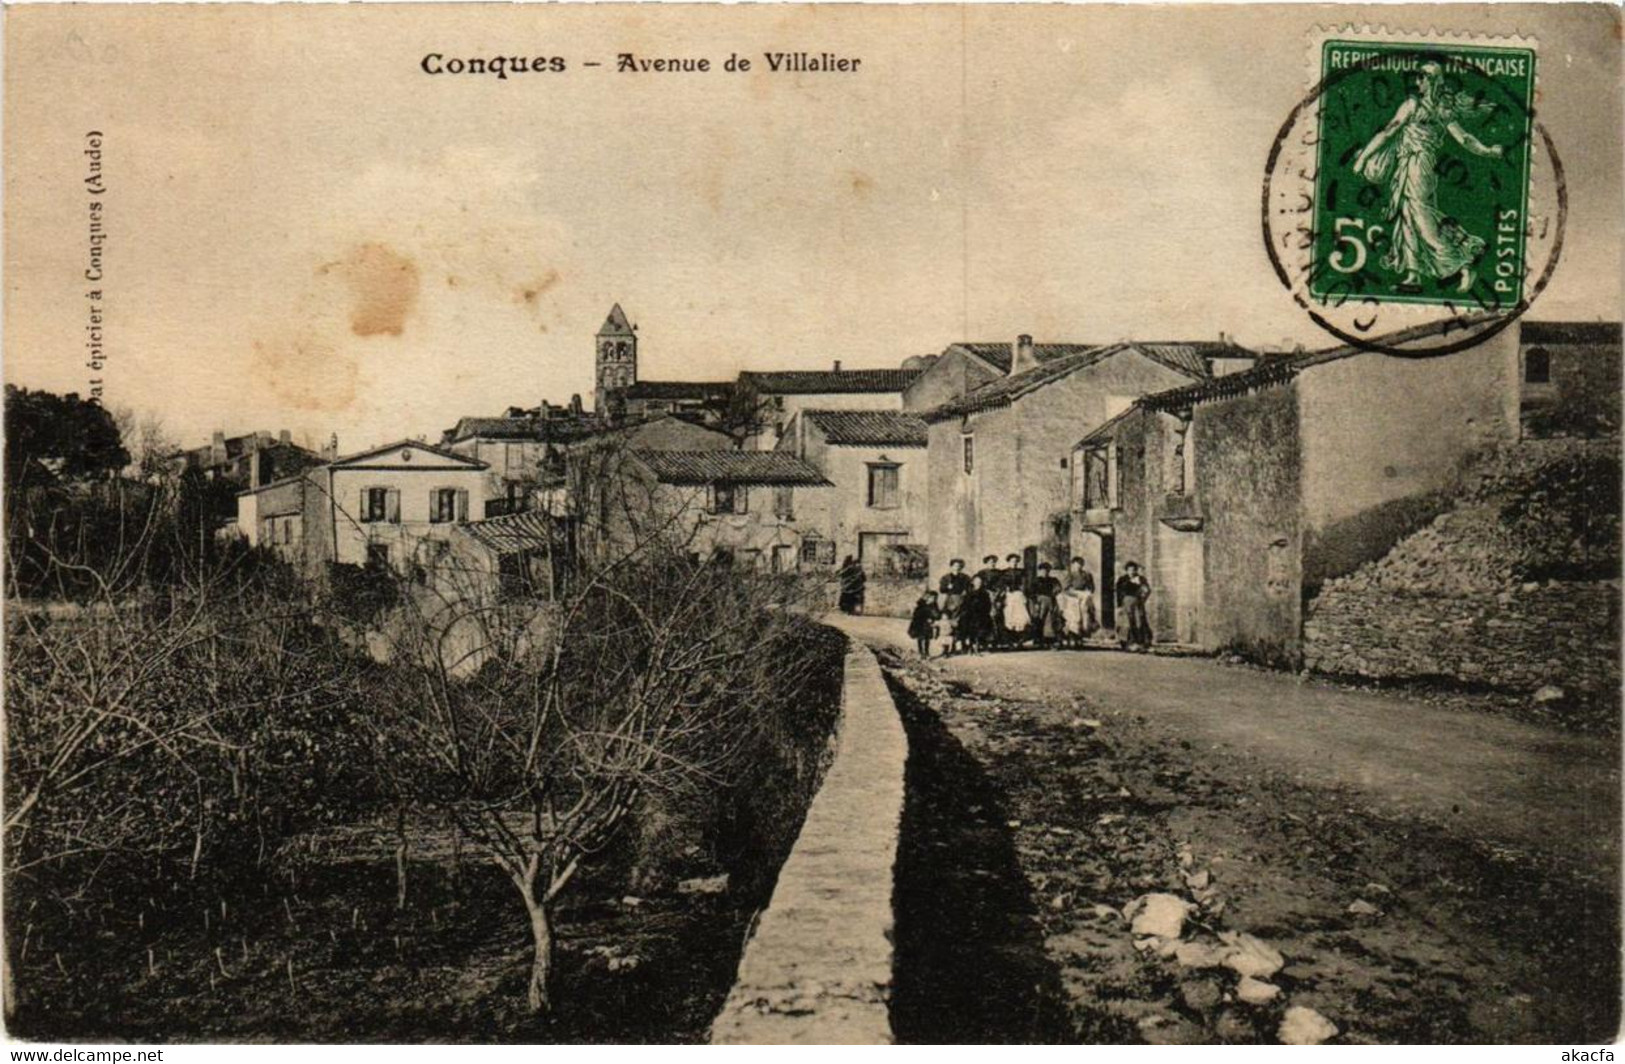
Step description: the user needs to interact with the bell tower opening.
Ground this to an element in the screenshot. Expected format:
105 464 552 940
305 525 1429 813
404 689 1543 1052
594 302 638 415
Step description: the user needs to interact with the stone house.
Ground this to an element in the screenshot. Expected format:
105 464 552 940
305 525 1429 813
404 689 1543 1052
776 408 930 573
1070 321 1520 662
736 365 921 451
1517 320 1622 439
236 439 489 585
923 337 1229 572
581 448 832 572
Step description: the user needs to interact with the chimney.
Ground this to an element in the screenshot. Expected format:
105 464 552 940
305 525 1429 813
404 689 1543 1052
210 431 227 467
833 360 842 373
1011 334 1038 375
569 393 583 416
323 433 339 461
279 428 292 447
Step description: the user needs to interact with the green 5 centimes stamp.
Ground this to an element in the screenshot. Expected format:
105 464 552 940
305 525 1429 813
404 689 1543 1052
1311 39 1536 309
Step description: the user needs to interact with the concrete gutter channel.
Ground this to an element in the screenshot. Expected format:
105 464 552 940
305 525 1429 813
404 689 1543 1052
709 638 907 1045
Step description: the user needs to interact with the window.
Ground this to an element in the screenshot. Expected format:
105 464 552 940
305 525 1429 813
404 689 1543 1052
963 435 974 475
710 483 747 515
801 536 836 566
360 487 398 524
1525 347 1551 384
867 463 901 509
366 543 390 569
430 487 465 524
773 485 795 520
1082 444 1117 510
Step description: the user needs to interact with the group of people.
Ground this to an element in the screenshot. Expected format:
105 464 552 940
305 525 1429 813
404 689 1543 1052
909 555 1155 658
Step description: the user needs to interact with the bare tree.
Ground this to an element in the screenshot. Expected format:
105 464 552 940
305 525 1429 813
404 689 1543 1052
350 440 826 1012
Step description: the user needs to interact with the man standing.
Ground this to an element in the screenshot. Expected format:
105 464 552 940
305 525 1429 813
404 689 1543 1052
1059 557 1097 647
1115 561 1154 651
1027 561 1062 648
938 558 972 655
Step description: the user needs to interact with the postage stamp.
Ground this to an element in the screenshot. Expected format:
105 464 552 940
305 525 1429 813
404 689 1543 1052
1263 28 1564 357
1311 38 1536 308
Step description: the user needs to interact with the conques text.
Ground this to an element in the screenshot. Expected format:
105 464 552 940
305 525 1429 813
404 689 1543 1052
417 51 861 78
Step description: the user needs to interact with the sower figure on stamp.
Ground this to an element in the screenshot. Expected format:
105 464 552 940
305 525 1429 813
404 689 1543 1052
1115 561 1154 652
1352 60 1504 293
1027 561 1062 648
938 558 972 656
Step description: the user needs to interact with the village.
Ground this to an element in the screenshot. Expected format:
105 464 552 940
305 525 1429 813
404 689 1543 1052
197 304 1618 684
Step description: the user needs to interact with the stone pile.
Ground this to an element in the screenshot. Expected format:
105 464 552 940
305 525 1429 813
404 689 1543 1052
1113 849 1342 1045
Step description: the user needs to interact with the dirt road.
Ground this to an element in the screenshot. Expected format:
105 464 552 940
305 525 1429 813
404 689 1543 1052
833 614 1621 1043
836 615 1620 883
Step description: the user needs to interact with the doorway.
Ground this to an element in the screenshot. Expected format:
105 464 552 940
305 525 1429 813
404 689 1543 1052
1153 524 1203 645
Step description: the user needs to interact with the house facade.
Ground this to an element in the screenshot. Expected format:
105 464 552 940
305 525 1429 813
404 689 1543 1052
923 337 1218 571
1071 323 1520 662
237 440 489 584
777 408 930 573
581 448 832 572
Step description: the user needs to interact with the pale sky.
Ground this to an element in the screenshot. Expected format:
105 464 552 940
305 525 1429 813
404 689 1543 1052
5 3 1620 453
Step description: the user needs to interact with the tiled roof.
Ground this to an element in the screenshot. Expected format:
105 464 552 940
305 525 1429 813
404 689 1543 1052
446 415 609 444
1137 315 1506 412
625 380 735 401
951 339 1254 378
1521 321 1622 346
803 409 928 447
1074 404 1146 447
458 511 570 555
1132 342 1257 378
633 449 831 486
447 417 543 442
948 342 1097 374
739 367 921 395
923 342 1224 423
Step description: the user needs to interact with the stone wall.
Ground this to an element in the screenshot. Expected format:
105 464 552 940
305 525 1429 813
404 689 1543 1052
710 639 907 1045
1304 580 1621 699
1191 383 1304 664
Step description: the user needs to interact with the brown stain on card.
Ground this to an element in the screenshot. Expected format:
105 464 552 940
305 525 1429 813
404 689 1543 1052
513 268 561 308
318 242 421 338
250 334 359 413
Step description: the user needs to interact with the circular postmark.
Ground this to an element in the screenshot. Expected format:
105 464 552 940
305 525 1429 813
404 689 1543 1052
1263 38 1566 357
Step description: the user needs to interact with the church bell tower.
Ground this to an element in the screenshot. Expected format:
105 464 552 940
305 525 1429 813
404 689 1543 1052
594 303 638 415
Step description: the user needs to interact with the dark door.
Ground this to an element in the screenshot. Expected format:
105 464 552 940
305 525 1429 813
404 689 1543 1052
1100 534 1116 630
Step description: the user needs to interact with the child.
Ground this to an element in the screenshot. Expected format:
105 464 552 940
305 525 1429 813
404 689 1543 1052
908 590 941 658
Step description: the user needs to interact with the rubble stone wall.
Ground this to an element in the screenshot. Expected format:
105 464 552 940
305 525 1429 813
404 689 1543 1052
1303 580 1621 697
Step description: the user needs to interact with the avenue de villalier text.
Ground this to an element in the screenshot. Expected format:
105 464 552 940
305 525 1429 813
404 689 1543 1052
418 50 863 78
